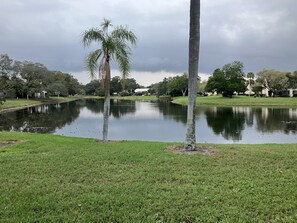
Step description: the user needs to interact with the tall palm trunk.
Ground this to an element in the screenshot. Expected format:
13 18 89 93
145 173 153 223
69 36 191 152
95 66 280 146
102 59 111 142
185 0 200 150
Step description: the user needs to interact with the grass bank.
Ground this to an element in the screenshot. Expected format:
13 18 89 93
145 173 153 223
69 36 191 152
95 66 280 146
1 132 296 222
0 97 80 113
172 95 297 107
81 95 158 101
112 95 158 101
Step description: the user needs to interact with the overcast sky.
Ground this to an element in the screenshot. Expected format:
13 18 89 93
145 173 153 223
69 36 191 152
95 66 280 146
1 0 297 86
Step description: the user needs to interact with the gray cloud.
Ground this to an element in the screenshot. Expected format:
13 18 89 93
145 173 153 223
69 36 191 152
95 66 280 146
1 0 297 84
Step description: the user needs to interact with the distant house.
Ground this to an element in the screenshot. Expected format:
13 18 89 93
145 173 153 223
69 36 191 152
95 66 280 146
134 88 149 95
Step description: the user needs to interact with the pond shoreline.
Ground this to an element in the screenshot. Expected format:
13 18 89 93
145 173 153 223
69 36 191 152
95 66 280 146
2 95 297 114
172 95 297 107
0 97 80 114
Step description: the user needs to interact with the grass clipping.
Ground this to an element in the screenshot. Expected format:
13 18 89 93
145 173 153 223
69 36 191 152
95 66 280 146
168 145 217 155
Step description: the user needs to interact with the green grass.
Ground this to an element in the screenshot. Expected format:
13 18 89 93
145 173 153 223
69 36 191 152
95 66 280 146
81 95 158 101
172 95 297 107
0 97 80 113
112 95 158 101
0 132 297 222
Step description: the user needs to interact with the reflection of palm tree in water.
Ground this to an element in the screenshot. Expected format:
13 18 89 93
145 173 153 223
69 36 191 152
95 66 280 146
83 99 136 119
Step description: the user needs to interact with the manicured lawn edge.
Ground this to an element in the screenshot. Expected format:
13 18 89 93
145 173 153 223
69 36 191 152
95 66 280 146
0 132 296 222
172 95 297 107
0 97 80 113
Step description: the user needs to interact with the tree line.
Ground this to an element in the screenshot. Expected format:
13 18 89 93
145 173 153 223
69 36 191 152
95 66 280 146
0 54 83 100
205 61 297 97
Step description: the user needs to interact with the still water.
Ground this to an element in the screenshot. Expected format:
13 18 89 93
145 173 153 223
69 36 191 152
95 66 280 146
1 99 297 143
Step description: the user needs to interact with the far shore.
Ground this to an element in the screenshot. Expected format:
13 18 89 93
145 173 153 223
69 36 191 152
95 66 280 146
1 95 297 114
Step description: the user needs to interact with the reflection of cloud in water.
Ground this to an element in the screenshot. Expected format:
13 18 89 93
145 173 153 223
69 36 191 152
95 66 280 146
79 107 100 119
131 102 161 118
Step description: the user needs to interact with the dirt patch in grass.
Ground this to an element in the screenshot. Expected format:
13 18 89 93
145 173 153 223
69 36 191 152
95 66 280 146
0 140 23 147
168 145 217 155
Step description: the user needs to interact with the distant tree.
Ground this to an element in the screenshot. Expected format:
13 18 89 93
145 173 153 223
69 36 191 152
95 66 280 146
257 69 289 95
185 0 200 150
19 62 48 99
252 84 263 97
197 79 207 94
121 78 140 94
0 54 13 76
82 19 137 141
47 82 68 97
286 71 297 89
0 54 14 99
205 61 246 97
149 78 170 96
110 76 122 95
85 80 104 96
167 73 188 96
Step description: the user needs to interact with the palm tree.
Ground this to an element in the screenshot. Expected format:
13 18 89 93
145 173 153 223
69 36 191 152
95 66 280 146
246 72 255 96
82 19 137 142
185 0 200 150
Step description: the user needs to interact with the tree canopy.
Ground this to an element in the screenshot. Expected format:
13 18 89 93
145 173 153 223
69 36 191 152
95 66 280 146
0 54 83 99
205 61 246 97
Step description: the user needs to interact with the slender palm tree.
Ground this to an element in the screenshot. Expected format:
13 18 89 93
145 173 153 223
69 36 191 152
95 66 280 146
82 19 136 141
246 72 255 96
185 0 200 150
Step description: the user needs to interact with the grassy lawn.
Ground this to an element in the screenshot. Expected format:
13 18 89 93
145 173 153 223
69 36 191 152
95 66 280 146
0 97 80 113
0 132 296 222
172 95 297 107
112 95 158 101
82 95 158 101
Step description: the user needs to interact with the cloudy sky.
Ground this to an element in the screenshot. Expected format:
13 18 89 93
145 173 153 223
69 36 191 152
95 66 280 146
1 0 297 86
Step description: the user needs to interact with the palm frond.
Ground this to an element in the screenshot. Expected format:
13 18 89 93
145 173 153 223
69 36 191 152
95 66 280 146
82 29 105 47
111 26 137 46
101 18 112 33
114 40 131 78
85 49 102 78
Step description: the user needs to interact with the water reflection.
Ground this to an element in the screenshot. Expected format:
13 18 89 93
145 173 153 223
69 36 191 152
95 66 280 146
204 107 245 141
255 108 297 134
81 99 136 118
1 99 297 143
203 107 297 141
0 102 80 133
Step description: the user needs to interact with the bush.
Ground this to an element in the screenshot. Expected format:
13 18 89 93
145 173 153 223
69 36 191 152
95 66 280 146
120 91 132 97
158 95 171 101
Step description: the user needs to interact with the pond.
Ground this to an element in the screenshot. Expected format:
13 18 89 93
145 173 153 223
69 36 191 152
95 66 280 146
1 99 297 143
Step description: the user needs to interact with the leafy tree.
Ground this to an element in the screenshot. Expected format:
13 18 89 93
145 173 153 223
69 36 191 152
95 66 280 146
19 62 48 99
0 54 13 99
167 73 188 96
252 84 263 97
256 69 289 95
0 54 13 76
149 78 170 96
185 0 200 150
85 80 104 96
82 19 137 141
110 76 122 95
47 82 68 97
121 78 140 94
205 61 246 97
286 71 297 89
197 80 207 94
